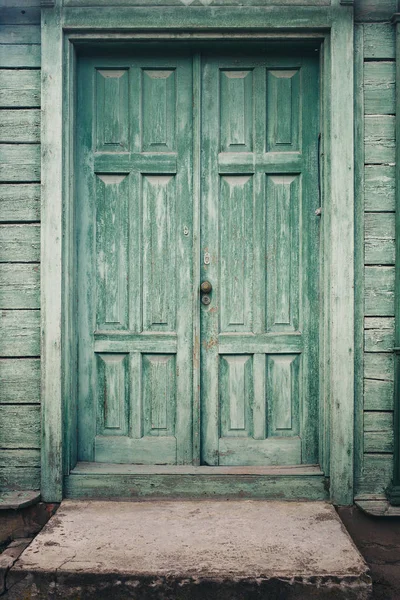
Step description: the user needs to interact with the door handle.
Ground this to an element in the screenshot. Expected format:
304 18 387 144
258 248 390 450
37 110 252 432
200 281 212 294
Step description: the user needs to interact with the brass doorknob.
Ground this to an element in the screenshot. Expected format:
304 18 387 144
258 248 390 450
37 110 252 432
200 281 212 294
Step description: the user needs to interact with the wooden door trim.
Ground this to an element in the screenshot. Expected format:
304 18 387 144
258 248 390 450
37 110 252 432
40 2 354 504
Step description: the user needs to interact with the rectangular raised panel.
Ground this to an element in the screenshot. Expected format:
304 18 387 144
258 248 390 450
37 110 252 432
267 69 300 151
142 175 176 331
96 69 129 151
266 175 300 332
220 175 253 332
220 70 253 152
96 175 129 329
220 355 253 438
142 69 176 152
97 353 129 435
142 354 176 436
267 354 300 437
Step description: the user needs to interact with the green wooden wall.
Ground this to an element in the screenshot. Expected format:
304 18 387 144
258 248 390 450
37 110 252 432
355 0 397 500
0 3 41 491
0 0 398 502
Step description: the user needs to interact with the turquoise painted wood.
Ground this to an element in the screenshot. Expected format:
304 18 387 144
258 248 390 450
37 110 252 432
76 49 320 469
200 51 320 467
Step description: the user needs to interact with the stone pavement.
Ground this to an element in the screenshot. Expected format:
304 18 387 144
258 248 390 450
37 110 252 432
2 500 371 599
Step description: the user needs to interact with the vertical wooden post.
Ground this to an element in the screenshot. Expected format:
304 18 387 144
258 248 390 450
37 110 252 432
389 9 400 506
329 2 355 505
41 0 64 502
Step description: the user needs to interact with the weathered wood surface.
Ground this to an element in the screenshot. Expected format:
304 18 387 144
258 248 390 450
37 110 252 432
0 449 40 468
364 62 395 116
0 44 41 68
0 70 40 108
364 411 394 454
364 352 394 381
0 466 40 491
364 317 394 352
0 405 40 448
0 25 41 44
363 24 396 60
364 266 395 317
356 454 393 497
365 213 395 265
0 310 40 357
0 184 40 222
0 358 40 403
365 115 395 165
0 224 40 262
0 144 40 182
0 8 41 25
364 379 394 411
0 109 40 143
364 165 395 212
0 263 39 308
355 0 396 22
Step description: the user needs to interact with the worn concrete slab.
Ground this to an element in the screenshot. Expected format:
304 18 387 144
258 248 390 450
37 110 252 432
5 500 372 599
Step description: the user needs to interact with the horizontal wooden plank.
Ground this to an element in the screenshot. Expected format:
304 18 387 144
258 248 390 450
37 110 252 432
0 144 40 182
0 263 39 308
0 44 40 67
0 109 40 143
364 411 393 432
355 454 393 497
364 266 395 317
364 431 394 453
365 213 395 265
364 317 394 352
0 449 40 468
355 0 397 22
364 379 394 411
0 70 40 108
0 358 40 403
1 0 41 6
0 184 40 222
364 165 395 212
0 8 41 26
364 352 394 381
0 466 40 491
0 309 40 357
365 115 395 165
0 25 40 44
364 62 395 116
0 224 40 262
363 24 396 60
0 405 40 448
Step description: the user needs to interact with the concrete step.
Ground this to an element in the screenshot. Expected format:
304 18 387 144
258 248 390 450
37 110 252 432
4 500 372 599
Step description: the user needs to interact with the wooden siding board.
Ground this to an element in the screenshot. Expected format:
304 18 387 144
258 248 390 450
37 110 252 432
364 24 396 60
0 44 41 68
364 432 394 453
0 144 40 182
0 263 40 309
0 405 40 448
0 25 41 44
0 70 41 109
0 224 40 262
356 454 393 497
0 184 40 222
364 353 394 381
0 8 41 25
0 109 40 143
355 0 397 22
0 358 40 404
364 62 395 116
365 213 395 265
365 115 396 165
364 165 395 212
364 379 394 411
0 449 40 468
364 266 395 317
0 466 40 491
0 309 40 357
364 317 394 353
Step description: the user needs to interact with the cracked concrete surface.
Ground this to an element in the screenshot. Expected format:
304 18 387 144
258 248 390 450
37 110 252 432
2 500 372 599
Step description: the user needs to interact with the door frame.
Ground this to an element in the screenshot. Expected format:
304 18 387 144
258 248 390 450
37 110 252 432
40 0 355 505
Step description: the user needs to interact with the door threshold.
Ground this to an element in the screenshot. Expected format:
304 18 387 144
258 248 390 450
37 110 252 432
65 462 328 500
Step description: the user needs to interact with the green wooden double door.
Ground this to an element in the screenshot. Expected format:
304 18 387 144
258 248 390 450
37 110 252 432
76 48 320 469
